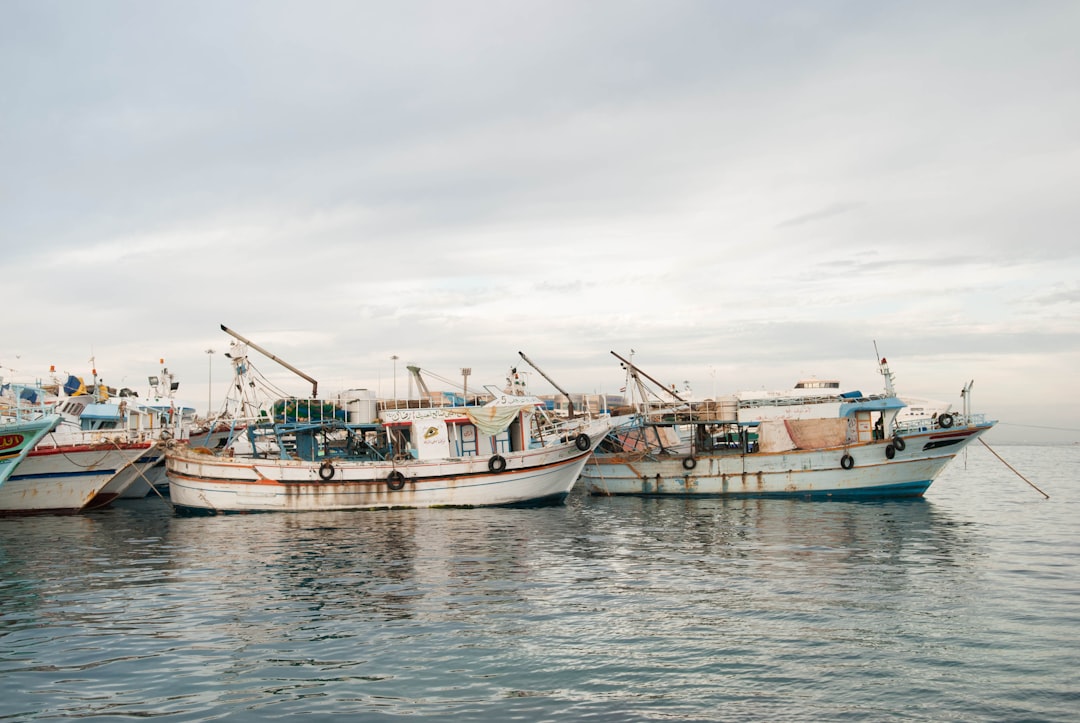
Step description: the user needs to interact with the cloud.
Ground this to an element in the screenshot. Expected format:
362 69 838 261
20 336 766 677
3 1 1079 442
776 203 865 229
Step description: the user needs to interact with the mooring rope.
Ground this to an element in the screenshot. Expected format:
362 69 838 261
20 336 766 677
979 438 1049 499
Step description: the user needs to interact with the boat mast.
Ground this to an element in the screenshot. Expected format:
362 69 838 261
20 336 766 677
219 324 319 399
609 351 685 403
873 341 897 397
518 351 575 419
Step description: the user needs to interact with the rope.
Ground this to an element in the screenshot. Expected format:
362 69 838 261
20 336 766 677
995 422 1080 433
110 439 174 507
979 438 1049 499
45 431 113 468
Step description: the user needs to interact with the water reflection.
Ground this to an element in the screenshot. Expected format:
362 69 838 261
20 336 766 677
0 448 1075 721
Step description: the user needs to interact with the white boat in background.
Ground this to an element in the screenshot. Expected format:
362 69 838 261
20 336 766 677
167 327 611 514
116 366 198 499
724 371 951 426
582 353 994 499
1 369 183 514
0 385 61 489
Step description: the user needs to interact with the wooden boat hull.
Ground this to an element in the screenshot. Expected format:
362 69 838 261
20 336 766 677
0 415 60 485
167 438 599 513
1 443 153 514
582 424 994 499
85 443 166 507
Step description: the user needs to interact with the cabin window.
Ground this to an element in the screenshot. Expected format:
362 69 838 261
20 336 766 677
454 423 479 456
388 426 413 458
795 381 840 390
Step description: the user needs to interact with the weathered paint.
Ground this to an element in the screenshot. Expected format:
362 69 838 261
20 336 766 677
2 443 153 514
167 417 612 513
583 424 992 499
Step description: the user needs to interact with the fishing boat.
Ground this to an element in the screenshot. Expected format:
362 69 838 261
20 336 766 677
116 366 198 498
1 373 175 514
0 385 61 487
166 326 610 514
581 353 995 499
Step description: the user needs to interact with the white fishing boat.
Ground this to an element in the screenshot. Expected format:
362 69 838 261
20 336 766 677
582 353 995 499
1 371 177 514
167 326 610 514
116 366 198 499
0 385 61 488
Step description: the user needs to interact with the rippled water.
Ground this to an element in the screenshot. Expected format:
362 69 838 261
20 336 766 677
2 445 1077 721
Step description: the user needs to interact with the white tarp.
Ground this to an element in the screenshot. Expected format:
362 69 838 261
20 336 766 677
465 404 531 437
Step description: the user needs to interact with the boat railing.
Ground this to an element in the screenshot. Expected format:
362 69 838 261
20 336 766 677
894 412 991 435
0 384 55 423
736 392 890 409
737 395 842 409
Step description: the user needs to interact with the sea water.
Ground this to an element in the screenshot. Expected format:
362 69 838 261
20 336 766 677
1 445 1077 721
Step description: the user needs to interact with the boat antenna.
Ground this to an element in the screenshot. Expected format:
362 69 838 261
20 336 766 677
219 324 319 398
519 351 575 419
873 341 896 397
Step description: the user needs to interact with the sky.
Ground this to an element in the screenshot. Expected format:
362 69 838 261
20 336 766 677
2 1 1078 445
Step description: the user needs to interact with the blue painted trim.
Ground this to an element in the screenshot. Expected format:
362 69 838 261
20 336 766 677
839 397 907 417
9 469 119 482
599 480 933 500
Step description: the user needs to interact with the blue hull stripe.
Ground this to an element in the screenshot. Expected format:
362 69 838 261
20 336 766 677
9 469 120 482
604 480 933 500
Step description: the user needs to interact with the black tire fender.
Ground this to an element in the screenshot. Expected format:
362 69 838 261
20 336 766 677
938 413 955 429
682 456 697 470
892 436 906 451
387 470 406 490
488 454 507 473
841 453 854 470
318 460 335 480
575 433 591 451
885 444 896 460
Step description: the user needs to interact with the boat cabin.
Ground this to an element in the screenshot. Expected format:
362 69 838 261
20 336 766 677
379 395 541 460
263 395 545 462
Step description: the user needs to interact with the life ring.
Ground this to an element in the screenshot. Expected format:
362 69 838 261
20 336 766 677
938 413 955 429
488 454 507 473
885 444 896 460
892 436 906 451
841 453 854 470
318 460 335 480
387 470 406 490
682 456 697 470
575 433 591 451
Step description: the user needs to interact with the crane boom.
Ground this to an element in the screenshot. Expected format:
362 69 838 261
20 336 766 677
406 365 431 401
219 324 318 398
609 350 685 402
518 351 575 418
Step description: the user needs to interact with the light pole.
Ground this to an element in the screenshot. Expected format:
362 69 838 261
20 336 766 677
205 348 215 417
391 355 399 408
461 367 471 405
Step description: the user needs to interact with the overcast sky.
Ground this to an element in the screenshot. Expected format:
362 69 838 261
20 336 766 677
3 1 1078 443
